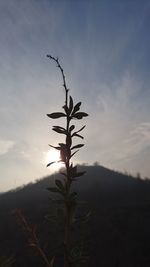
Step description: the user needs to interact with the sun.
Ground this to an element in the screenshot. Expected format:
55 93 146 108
44 148 63 171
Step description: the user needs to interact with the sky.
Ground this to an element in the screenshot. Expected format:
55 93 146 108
0 0 150 192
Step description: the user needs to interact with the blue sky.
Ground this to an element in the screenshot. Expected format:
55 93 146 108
0 0 150 191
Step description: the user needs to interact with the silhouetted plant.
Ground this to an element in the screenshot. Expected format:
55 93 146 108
15 208 55 267
0 256 14 267
14 55 88 267
46 55 88 267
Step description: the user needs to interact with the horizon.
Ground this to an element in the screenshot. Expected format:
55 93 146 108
0 0 150 191
0 163 148 194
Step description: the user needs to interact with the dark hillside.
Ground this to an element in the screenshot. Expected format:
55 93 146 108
0 165 150 266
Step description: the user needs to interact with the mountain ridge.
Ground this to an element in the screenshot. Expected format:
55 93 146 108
1 164 150 267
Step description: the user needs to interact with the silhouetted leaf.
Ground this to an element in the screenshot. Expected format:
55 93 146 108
72 102 81 115
69 192 77 201
71 169 86 178
50 255 55 267
72 133 84 139
60 172 67 177
47 160 62 167
69 125 75 132
70 150 79 158
69 96 74 114
46 161 56 167
74 171 86 178
76 125 86 133
69 164 76 175
47 112 66 119
49 145 61 150
72 126 86 138
47 186 65 196
55 179 65 191
72 112 88 120
53 126 66 131
59 143 68 151
52 126 66 134
62 105 70 116
84 210 92 220
47 187 60 193
71 144 84 150
0 256 15 267
79 210 92 224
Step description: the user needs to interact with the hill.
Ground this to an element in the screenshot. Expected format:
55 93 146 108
0 165 150 267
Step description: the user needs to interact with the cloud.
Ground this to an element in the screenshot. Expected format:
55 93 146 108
123 122 150 157
84 71 150 171
0 139 14 155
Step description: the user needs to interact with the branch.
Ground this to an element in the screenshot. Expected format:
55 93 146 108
14 209 55 267
47 55 69 106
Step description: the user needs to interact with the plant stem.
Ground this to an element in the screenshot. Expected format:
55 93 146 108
46 55 69 106
47 55 72 267
14 209 52 267
64 80 71 267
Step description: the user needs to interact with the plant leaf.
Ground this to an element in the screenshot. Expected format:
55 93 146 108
60 172 67 177
71 144 84 150
53 126 66 131
74 171 86 178
47 160 62 167
69 96 74 114
62 105 70 116
50 255 55 267
55 179 65 191
49 145 60 150
47 186 65 196
72 133 84 139
72 112 88 120
71 126 86 138
70 150 79 158
52 126 67 134
69 192 77 201
47 187 60 193
69 125 75 132
76 125 86 133
72 102 81 115
47 112 66 119
46 161 56 167
59 142 67 148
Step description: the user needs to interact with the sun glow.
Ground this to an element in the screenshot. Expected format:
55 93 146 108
45 149 64 171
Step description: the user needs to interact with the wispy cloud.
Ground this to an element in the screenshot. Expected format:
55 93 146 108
123 122 150 157
84 71 150 173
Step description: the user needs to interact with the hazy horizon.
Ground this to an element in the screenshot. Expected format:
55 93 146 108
0 0 150 191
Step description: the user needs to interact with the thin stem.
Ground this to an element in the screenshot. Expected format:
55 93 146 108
14 209 52 267
47 55 72 267
64 116 71 267
47 55 69 106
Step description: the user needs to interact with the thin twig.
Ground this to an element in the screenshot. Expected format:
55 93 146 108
14 209 54 267
47 55 69 106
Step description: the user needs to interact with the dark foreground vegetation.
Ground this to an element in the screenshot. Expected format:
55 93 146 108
1 164 150 266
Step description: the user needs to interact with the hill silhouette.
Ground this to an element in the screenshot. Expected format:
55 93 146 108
1 164 150 266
